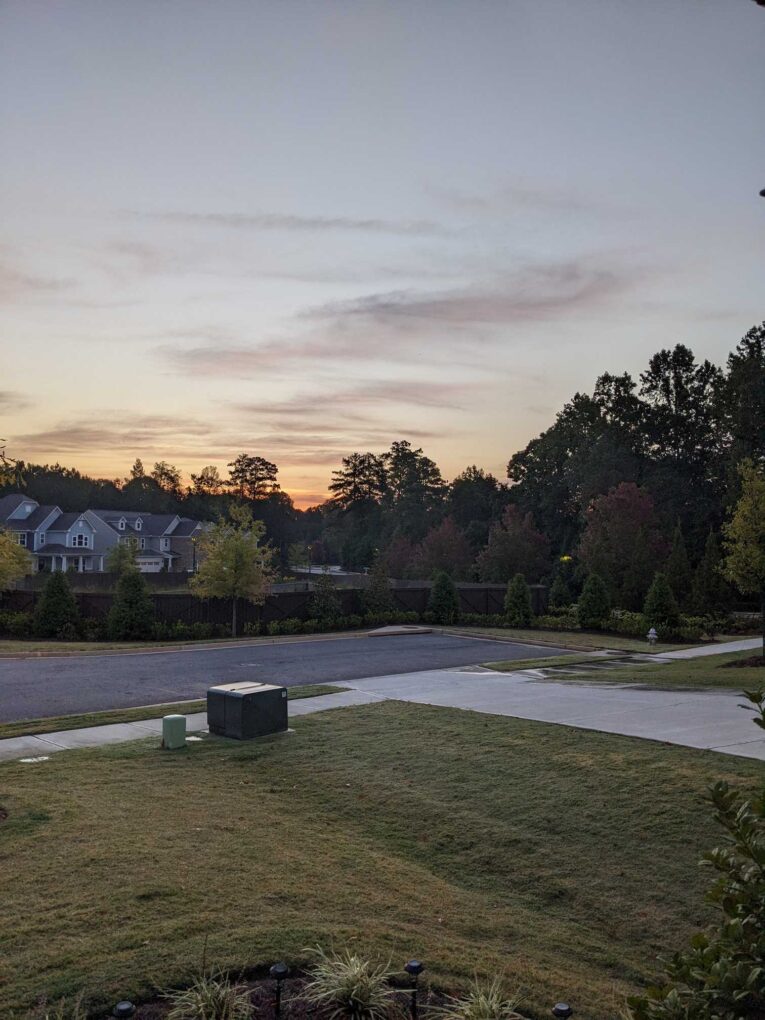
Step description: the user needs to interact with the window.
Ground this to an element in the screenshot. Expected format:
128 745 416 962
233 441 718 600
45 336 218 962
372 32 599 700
139 538 146 549
161 537 170 551
135 518 142 531
71 534 89 548
118 519 126 531
16 533 27 546
39 533 46 547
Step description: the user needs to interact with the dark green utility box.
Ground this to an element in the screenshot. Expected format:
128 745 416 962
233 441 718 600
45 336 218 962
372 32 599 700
207 681 288 739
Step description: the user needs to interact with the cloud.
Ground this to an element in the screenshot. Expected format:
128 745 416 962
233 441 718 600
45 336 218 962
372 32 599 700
236 379 479 417
133 210 453 237
0 391 31 412
429 181 598 215
0 261 72 304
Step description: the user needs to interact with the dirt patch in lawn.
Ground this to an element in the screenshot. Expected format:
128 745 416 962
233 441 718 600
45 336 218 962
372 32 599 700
721 655 765 668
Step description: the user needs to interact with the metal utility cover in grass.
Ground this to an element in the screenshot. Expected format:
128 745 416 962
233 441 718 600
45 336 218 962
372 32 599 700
207 682 288 740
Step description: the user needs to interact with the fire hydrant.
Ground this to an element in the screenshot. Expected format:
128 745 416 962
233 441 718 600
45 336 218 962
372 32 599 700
647 627 658 647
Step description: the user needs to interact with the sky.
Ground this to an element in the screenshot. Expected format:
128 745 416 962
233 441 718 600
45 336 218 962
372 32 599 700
1 0 764 508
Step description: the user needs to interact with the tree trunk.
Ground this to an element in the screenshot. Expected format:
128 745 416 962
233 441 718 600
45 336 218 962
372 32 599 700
232 596 237 639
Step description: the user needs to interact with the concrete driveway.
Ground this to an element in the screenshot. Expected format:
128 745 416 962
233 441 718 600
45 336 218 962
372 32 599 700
338 667 765 760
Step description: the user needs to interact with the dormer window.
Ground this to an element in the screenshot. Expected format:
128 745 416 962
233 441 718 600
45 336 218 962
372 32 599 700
135 518 142 531
118 518 126 531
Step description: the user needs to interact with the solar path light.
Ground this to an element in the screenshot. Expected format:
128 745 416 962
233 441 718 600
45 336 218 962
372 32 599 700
552 1005 573 1020
112 1003 136 1018
404 960 424 1020
270 960 289 1018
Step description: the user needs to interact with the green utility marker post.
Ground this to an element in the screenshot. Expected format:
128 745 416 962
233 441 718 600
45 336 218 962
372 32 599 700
162 714 187 750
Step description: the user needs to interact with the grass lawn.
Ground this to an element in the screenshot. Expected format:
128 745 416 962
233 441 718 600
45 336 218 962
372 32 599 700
1 702 761 1019
443 625 715 654
485 649 765 689
0 685 344 741
0 632 364 658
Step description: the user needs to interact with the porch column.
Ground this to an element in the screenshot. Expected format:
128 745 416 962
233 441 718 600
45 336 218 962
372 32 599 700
61 555 67 571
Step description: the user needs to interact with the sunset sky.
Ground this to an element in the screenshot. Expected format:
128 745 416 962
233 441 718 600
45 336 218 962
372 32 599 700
1 1 764 508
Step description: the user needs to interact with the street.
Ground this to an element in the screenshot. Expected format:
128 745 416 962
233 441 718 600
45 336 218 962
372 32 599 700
0 632 569 722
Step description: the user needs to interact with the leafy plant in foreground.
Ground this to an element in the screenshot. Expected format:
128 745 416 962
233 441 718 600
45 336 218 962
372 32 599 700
432 976 525 1020
165 969 253 1020
302 946 395 1020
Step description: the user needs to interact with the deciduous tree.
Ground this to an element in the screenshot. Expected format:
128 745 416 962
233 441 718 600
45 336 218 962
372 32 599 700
0 529 31 590
410 517 474 580
723 460 765 657
476 505 550 583
190 505 274 637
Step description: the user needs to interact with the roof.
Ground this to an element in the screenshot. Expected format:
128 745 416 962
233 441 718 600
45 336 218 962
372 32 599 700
172 519 201 537
20 505 60 529
90 510 181 537
47 512 84 530
0 494 28 522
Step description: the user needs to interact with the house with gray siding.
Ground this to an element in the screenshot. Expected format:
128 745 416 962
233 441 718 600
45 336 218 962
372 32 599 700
0 494 204 573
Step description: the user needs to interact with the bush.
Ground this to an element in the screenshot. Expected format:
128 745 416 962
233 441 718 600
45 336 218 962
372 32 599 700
0 610 33 638
243 621 261 637
534 613 580 631
107 570 154 641
577 573 610 629
504 573 533 627
428 571 460 625
433 976 524 1020
548 572 573 610
302 946 395 1020
607 609 647 636
309 568 342 622
34 572 81 639
643 571 680 630
165 969 252 1020
81 617 105 642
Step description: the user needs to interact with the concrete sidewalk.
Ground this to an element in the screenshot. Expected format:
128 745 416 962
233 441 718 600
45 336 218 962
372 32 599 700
0 689 381 763
659 637 761 659
337 667 765 760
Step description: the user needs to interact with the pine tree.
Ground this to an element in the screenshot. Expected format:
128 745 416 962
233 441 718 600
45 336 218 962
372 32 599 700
428 570 460 625
692 530 731 616
504 573 533 627
309 567 342 622
643 571 680 629
577 573 610 629
548 572 572 609
665 521 692 609
363 552 395 615
34 571 81 639
107 569 155 640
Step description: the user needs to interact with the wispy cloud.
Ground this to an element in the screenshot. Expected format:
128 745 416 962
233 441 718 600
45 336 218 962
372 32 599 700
236 380 479 417
0 391 32 412
0 261 72 304
133 210 453 237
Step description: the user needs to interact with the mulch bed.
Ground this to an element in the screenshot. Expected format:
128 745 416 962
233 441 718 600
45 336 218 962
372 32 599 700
721 655 765 668
124 973 434 1020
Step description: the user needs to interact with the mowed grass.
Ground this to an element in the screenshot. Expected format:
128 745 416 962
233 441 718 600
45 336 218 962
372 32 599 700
0 685 344 740
485 650 765 689
0 702 761 1019
443 626 718 654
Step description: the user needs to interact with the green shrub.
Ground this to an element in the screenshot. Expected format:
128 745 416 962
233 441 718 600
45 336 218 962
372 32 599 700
643 571 680 630
428 570 460 625
346 614 363 629
107 570 154 641
607 609 647 636
302 946 395 1020
34 572 81 639
504 573 533 627
0 609 33 638
165 969 252 1020
81 617 105 642
432 976 524 1020
309 568 342 621
577 573 610 629
266 620 282 636
548 572 573 609
243 621 261 637
363 553 394 615
534 613 580 631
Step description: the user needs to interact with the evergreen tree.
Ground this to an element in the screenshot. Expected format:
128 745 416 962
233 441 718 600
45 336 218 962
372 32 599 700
107 569 155 640
577 573 610 629
504 573 533 627
308 567 342 622
692 530 731 616
548 572 572 609
665 521 693 609
34 571 81 639
428 570 460 625
643 571 680 629
363 552 394 615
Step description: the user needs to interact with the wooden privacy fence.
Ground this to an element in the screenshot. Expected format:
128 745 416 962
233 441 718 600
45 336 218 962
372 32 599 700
0 582 548 630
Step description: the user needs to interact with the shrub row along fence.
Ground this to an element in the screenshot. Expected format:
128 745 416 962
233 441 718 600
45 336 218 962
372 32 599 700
0 583 548 635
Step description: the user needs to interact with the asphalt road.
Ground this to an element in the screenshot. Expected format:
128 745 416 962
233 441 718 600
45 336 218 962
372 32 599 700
0 632 569 723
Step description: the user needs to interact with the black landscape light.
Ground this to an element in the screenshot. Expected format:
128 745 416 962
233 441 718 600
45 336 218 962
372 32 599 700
270 961 289 1018
404 960 425 1020
552 1004 573 1020
112 1003 136 1019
